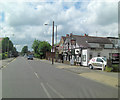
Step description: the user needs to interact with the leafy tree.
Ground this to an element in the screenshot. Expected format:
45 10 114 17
32 40 39 54
12 47 18 57
21 46 28 55
32 40 51 59
1 37 18 58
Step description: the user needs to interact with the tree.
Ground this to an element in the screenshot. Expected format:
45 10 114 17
21 46 28 56
1 37 18 58
12 47 18 57
32 40 51 59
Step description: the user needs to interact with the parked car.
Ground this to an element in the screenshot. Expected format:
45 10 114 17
88 57 107 69
27 55 33 60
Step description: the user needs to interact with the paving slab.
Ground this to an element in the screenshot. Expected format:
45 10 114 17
79 72 119 88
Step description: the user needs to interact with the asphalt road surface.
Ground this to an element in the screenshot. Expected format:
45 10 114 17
2 57 118 98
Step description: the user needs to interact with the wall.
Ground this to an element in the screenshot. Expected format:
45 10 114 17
82 48 120 66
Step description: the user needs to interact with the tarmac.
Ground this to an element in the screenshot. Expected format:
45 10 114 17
1 58 119 88
39 59 119 88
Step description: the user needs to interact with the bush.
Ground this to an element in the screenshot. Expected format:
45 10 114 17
2 52 8 59
34 53 40 58
105 66 113 72
112 64 119 72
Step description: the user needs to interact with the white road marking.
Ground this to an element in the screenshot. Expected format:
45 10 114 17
47 83 64 98
41 82 52 99
34 72 39 79
1 58 16 70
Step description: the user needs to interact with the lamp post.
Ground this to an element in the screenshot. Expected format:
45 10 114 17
52 21 54 64
44 24 57 45
45 21 55 64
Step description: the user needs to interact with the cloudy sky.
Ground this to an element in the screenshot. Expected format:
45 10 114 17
0 0 118 52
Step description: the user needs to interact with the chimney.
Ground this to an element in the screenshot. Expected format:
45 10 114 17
70 33 73 37
66 34 69 37
84 34 88 36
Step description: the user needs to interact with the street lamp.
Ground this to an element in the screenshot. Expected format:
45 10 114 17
44 24 57 44
45 21 56 64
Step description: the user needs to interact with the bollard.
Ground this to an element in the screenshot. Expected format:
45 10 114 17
102 64 104 71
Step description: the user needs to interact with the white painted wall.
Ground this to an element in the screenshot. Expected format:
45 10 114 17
82 48 120 66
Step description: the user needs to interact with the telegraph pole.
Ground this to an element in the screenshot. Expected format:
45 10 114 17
52 21 54 64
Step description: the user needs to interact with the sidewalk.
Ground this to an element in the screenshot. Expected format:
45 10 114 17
39 59 119 88
0 57 15 69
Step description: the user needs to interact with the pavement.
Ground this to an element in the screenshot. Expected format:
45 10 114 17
0 57 15 70
39 59 119 88
2 57 118 98
0 57 15 99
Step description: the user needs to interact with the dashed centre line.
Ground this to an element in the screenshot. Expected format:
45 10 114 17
34 72 39 79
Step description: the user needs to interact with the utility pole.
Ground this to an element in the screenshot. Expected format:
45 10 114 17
52 21 54 64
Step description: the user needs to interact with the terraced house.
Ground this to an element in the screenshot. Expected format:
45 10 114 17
59 33 120 66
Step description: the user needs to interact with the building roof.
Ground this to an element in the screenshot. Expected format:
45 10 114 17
72 35 112 48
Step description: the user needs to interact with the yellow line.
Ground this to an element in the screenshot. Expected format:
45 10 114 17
1 58 16 69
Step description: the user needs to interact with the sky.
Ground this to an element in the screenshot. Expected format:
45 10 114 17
0 0 119 52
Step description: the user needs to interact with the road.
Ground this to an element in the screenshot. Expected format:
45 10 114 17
2 57 118 98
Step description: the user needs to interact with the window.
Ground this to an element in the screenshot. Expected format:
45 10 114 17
97 53 100 57
100 44 104 48
82 55 86 62
96 58 103 62
89 54 92 59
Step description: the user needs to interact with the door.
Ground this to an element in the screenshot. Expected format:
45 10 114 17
95 58 103 68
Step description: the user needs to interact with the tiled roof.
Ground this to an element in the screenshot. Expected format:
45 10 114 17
72 35 112 48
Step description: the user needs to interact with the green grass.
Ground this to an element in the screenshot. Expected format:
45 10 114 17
105 66 113 72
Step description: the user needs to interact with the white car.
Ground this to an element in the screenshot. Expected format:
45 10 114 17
88 57 107 69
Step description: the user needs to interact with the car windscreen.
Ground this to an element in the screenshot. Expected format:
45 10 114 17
102 57 107 62
28 55 33 57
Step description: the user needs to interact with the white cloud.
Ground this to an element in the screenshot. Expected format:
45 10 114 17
0 0 118 51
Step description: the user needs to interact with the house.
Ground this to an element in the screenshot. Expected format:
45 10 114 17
57 36 66 63
62 33 120 66
107 37 120 48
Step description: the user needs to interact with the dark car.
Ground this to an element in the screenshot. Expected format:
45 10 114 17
27 55 33 60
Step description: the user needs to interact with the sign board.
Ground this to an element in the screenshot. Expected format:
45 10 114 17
112 53 120 64
75 49 80 54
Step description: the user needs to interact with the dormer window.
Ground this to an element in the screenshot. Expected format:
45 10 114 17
100 44 104 48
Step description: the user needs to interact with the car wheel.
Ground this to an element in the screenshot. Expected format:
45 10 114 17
89 64 93 69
